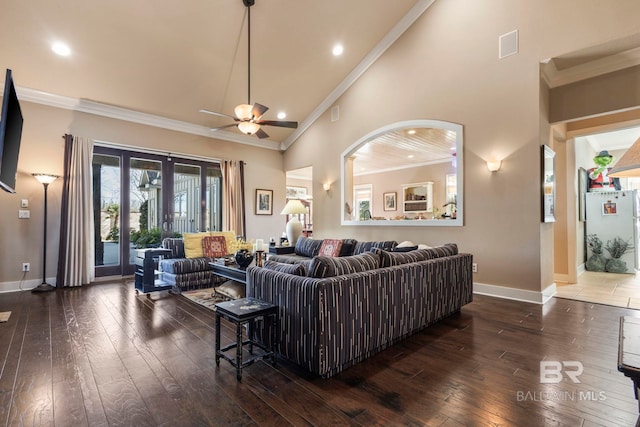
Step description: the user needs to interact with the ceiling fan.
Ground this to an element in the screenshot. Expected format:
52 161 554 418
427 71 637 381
200 0 298 139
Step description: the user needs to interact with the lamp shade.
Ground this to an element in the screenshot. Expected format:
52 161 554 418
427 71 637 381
609 137 640 177
33 173 60 185
237 121 260 135
234 104 253 120
280 199 307 215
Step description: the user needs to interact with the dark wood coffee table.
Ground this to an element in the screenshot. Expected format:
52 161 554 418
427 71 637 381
209 261 252 300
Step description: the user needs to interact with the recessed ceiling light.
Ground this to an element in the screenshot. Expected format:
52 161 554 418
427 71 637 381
332 44 344 56
407 129 416 135
277 112 286 119
408 154 415 159
52 41 71 57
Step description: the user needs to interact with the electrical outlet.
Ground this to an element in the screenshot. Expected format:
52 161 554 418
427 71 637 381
22 262 30 272
472 263 478 273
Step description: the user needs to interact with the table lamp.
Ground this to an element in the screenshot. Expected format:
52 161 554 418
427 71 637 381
280 199 307 246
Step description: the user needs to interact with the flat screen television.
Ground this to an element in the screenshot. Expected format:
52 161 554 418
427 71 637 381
0 69 23 193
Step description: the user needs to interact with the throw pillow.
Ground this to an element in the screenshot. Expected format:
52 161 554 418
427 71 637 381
263 260 307 276
352 240 397 255
377 249 434 268
202 235 227 258
318 239 343 257
339 238 357 256
308 252 380 278
183 232 208 258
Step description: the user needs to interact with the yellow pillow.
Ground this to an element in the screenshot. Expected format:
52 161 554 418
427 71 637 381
183 231 236 258
183 232 209 258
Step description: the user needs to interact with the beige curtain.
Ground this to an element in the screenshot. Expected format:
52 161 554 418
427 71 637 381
222 160 246 237
56 135 94 287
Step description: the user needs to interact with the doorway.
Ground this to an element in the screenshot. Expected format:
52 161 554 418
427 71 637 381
93 146 222 277
285 166 313 237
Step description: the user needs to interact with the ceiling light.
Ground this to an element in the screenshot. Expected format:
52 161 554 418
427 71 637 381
51 41 71 57
332 44 344 56
407 129 416 135
277 112 286 119
234 104 254 120
408 155 415 159
238 121 260 135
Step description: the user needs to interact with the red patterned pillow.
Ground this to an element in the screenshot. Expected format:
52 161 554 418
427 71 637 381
202 235 227 258
318 239 343 257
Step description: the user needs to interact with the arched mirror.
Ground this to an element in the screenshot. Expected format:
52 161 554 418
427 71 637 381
341 120 463 226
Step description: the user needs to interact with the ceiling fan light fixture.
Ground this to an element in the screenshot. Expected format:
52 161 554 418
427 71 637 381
238 121 260 135
234 104 254 120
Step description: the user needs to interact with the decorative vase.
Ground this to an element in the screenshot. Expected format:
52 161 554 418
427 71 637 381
605 257 627 274
234 249 253 268
585 254 606 272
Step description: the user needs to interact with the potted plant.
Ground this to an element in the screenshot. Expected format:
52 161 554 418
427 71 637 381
586 234 606 272
604 237 634 273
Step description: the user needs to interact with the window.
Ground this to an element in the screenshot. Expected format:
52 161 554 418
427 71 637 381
354 184 373 220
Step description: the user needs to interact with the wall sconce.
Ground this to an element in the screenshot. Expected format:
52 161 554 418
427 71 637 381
486 160 502 172
323 182 331 191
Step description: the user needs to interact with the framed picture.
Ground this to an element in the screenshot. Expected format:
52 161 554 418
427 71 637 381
286 186 307 199
383 192 397 211
541 145 556 223
255 189 273 215
603 201 617 215
578 167 588 221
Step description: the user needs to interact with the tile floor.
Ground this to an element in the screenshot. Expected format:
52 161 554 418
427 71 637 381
555 270 640 309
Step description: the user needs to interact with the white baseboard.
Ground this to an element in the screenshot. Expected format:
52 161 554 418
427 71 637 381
474 282 556 305
577 264 586 275
554 273 569 283
0 277 57 293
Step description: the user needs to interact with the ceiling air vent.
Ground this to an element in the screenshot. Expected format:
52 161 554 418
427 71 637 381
499 30 518 59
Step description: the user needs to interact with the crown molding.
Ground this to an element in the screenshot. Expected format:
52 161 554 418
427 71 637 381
15 87 281 151
541 46 640 89
280 0 436 151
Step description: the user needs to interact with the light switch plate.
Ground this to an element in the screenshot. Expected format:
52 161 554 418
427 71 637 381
20 199 28 208
18 210 30 219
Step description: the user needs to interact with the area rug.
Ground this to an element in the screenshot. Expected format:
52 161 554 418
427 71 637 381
182 288 224 311
0 311 11 322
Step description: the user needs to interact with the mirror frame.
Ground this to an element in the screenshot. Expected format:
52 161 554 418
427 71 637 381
341 119 463 227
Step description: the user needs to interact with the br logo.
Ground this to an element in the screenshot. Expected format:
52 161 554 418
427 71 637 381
540 361 584 384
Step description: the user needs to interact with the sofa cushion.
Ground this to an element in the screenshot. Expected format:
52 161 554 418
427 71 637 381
318 239 343 257
160 257 215 275
423 243 458 258
352 240 397 255
263 260 307 276
308 252 380 278
295 236 323 257
339 238 357 256
377 249 433 268
202 235 227 258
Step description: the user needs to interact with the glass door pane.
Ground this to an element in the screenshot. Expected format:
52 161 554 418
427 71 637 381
173 163 201 234
129 158 163 264
93 154 121 267
206 166 222 231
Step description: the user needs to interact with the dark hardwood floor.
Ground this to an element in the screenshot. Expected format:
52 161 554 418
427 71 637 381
0 280 639 426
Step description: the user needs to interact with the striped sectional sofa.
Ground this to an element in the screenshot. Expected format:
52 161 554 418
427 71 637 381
247 243 473 378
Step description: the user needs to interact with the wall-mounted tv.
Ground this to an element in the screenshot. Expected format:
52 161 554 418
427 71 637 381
0 69 23 193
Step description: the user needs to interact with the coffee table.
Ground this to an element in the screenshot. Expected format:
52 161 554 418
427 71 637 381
209 261 251 300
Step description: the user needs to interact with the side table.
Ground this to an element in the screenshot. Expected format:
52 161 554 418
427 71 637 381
214 297 278 380
134 248 173 295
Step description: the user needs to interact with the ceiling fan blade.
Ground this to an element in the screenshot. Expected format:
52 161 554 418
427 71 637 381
210 123 240 132
251 103 269 118
255 128 270 139
257 120 298 129
199 109 237 120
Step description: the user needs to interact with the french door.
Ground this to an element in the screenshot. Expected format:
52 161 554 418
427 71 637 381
92 147 222 277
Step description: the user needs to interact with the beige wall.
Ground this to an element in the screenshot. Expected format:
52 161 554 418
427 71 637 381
0 101 284 287
284 0 640 293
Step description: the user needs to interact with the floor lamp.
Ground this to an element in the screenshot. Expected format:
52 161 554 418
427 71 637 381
32 173 60 293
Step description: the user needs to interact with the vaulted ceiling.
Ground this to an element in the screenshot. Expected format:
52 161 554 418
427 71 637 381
0 0 431 150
